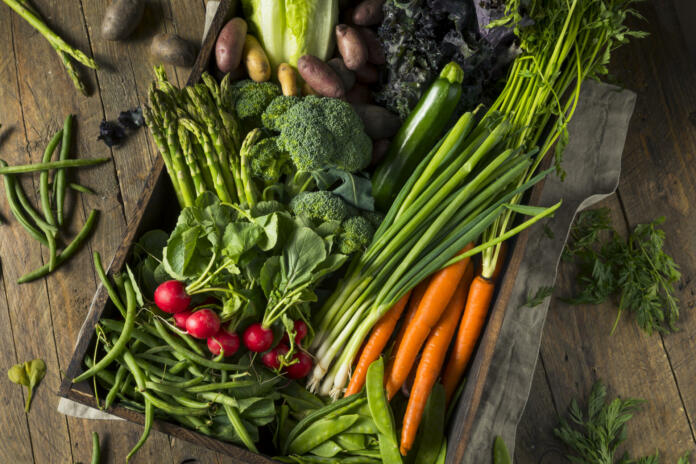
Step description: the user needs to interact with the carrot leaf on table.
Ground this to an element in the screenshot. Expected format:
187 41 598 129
563 208 681 335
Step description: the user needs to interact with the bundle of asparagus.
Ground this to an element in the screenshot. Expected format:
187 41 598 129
3 0 98 95
144 67 246 208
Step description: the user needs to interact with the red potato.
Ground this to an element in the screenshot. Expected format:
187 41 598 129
327 57 356 91
215 17 247 73
336 24 368 71
345 83 373 104
352 0 385 26
355 63 379 84
352 104 401 139
297 55 346 99
358 27 385 65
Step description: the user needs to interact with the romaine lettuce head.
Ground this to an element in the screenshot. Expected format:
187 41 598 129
241 0 339 69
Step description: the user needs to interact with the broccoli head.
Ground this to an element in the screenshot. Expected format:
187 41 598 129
290 191 356 223
246 136 291 185
262 95 301 131
233 80 282 121
276 96 372 173
338 216 375 254
362 211 385 229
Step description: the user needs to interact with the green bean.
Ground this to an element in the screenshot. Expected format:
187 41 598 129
140 391 208 416
126 397 153 462
224 404 258 453
69 182 96 195
196 391 239 408
18 209 99 283
73 277 135 383
94 252 126 317
136 352 184 367
122 348 147 391
159 376 204 388
132 357 187 383
282 393 363 454
168 358 192 375
289 415 359 455
90 431 100 464
185 380 265 394
169 393 212 410
349 449 382 458
151 319 243 371
13 181 58 234
0 157 109 174
40 129 64 270
167 321 206 356
100 319 160 348
105 364 127 409
0 164 48 245
55 114 73 226
120 373 134 396
84 356 115 385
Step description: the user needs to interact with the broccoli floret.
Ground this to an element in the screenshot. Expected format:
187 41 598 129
262 95 301 131
246 136 291 185
362 211 385 229
290 191 356 223
276 96 372 173
338 216 375 254
233 80 282 122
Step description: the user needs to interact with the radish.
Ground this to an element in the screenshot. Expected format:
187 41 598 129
243 323 274 352
262 344 289 370
294 320 308 343
154 280 191 314
285 351 313 379
185 309 220 339
173 310 193 330
207 328 240 357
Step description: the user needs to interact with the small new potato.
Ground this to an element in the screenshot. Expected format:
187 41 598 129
297 55 345 99
278 63 300 96
150 33 196 67
327 57 356 91
243 34 271 82
215 17 247 73
336 24 368 71
352 104 401 139
359 27 385 65
352 0 385 26
101 0 144 41
355 63 379 84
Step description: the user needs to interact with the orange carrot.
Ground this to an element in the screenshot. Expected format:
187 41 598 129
386 243 474 399
344 290 412 397
441 243 507 402
400 264 473 455
385 277 430 375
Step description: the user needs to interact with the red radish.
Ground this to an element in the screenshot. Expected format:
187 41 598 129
207 328 240 357
173 310 193 330
185 309 220 339
262 344 289 370
285 351 313 379
243 323 274 352
294 320 308 343
154 280 191 314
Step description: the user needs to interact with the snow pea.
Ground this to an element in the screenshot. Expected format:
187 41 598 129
335 433 365 451
289 415 360 455
309 440 342 458
414 383 446 464
343 416 378 435
366 358 402 464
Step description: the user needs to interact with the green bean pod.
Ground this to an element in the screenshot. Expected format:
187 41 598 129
0 157 109 175
126 397 153 462
90 432 100 464
55 114 74 226
289 415 359 455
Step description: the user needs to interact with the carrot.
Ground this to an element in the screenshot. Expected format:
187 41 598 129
441 242 507 402
344 290 412 397
385 278 430 369
385 243 474 399
400 263 473 455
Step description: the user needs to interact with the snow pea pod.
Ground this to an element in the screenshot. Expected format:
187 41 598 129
366 357 402 464
414 383 446 464
343 416 378 435
289 415 360 455
309 440 342 458
73 278 135 383
335 432 365 451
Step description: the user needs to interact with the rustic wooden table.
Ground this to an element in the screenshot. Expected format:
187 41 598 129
0 1 694 463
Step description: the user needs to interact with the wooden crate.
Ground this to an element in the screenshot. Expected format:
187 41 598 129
58 1 546 461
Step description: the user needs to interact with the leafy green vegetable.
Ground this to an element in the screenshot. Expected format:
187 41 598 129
521 286 554 309
564 208 681 335
240 0 339 70
7 358 46 412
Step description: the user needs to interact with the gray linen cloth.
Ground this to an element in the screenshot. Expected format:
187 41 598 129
57 4 638 457
457 80 636 463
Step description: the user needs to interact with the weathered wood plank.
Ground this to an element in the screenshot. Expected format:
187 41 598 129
612 0 696 455
536 198 694 461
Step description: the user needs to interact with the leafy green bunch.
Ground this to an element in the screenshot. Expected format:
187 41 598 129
564 208 681 335
158 192 349 343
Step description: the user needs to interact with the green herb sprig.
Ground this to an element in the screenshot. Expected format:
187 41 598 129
563 208 681 335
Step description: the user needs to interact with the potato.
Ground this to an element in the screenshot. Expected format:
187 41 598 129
355 63 379 84
327 57 356 91
297 55 346 99
370 138 391 166
358 27 385 65
302 81 320 96
243 35 271 82
278 63 300 96
335 24 368 71
345 83 372 104
150 33 196 67
101 0 144 41
352 0 385 26
215 17 247 73
351 104 400 139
